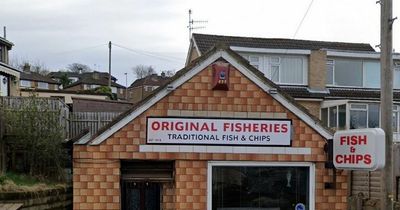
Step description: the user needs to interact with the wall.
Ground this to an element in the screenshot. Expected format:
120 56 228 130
72 98 132 112
308 50 327 91
0 186 72 210
127 86 143 104
73 62 347 210
19 90 108 104
298 100 322 118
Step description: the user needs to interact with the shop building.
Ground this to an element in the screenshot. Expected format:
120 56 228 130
73 46 346 210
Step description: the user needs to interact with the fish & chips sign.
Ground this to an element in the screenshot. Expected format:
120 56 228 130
333 128 385 171
147 117 292 146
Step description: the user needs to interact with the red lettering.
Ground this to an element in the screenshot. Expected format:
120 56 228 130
223 123 230 131
200 123 209 131
162 122 169 130
175 122 183 131
274 124 280 132
261 124 268 132
235 123 242 132
364 154 372 164
252 124 259 132
281 124 288 133
335 155 343 163
359 135 367 145
151 122 160 130
340 136 346 145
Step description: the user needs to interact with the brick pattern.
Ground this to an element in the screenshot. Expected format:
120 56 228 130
298 100 322 118
309 50 327 91
73 63 347 210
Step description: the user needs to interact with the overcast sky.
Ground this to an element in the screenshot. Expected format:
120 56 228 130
1 0 399 86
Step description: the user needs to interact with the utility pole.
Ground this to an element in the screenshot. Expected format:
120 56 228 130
124 72 128 100
108 41 112 88
380 0 395 209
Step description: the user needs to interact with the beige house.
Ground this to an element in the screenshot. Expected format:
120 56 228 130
127 73 170 104
0 36 19 96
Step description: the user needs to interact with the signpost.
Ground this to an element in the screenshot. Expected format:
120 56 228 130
333 128 385 171
147 117 292 146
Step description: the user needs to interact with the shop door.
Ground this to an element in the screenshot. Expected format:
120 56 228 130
122 182 161 210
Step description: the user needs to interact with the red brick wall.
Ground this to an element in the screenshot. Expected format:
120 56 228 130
73 62 347 210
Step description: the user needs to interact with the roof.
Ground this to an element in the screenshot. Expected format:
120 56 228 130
280 86 400 101
129 74 170 88
192 33 376 55
49 71 117 81
75 44 334 145
64 75 125 89
21 88 110 96
20 71 60 84
0 36 14 48
0 62 20 77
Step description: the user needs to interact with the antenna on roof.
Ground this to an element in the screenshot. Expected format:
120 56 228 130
187 9 207 40
3 26 6 39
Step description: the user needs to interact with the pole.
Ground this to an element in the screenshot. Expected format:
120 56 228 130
124 72 128 100
380 0 394 209
188 9 192 40
108 41 112 88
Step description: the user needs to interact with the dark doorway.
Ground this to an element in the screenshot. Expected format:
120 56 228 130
122 181 161 210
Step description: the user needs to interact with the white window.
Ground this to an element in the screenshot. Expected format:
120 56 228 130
326 60 334 85
37 82 49 89
363 61 380 88
69 77 79 82
270 57 280 82
119 88 124 94
249 55 261 69
349 103 380 129
394 62 400 89
20 80 31 88
111 87 117 93
327 59 381 88
321 104 346 130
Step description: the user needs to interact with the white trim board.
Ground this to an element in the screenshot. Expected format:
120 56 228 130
207 161 316 210
231 46 311 55
139 145 312 155
86 48 332 145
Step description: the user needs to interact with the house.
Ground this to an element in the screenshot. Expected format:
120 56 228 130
73 45 345 210
0 36 20 96
49 71 126 100
187 33 400 208
19 64 60 91
127 73 170 103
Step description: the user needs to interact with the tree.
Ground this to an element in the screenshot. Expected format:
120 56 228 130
161 70 176 77
59 73 72 87
132 65 155 79
10 58 50 75
1 96 66 180
66 63 92 73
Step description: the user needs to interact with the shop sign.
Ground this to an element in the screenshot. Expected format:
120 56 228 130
147 117 292 146
333 128 385 171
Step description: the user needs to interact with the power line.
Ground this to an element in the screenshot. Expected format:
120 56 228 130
112 43 184 63
292 0 314 39
52 44 107 55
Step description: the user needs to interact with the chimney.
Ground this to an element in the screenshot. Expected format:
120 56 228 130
308 50 327 91
23 63 30 72
161 72 166 78
3 26 6 39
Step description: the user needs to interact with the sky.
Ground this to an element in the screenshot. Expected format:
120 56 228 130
1 0 399 86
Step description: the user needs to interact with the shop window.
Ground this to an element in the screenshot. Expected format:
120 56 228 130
211 165 310 210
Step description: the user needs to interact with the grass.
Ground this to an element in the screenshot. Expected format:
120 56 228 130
0 172 66 192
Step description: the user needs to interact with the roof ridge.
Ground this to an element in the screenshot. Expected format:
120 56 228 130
192 33 372 46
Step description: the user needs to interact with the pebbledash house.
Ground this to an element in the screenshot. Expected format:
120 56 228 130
73 45 346 210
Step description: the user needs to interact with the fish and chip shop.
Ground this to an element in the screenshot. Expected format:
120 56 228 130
73 47 347 210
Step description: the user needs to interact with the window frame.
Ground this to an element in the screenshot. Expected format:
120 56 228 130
20 80 32 88
326 58 381 88
207 161 315 210
37 82 49 89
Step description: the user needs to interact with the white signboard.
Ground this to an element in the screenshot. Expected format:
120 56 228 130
147 117 292 146
333 128 385 171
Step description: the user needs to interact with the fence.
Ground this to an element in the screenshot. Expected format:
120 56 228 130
0 96 70 139
68 112 122 138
